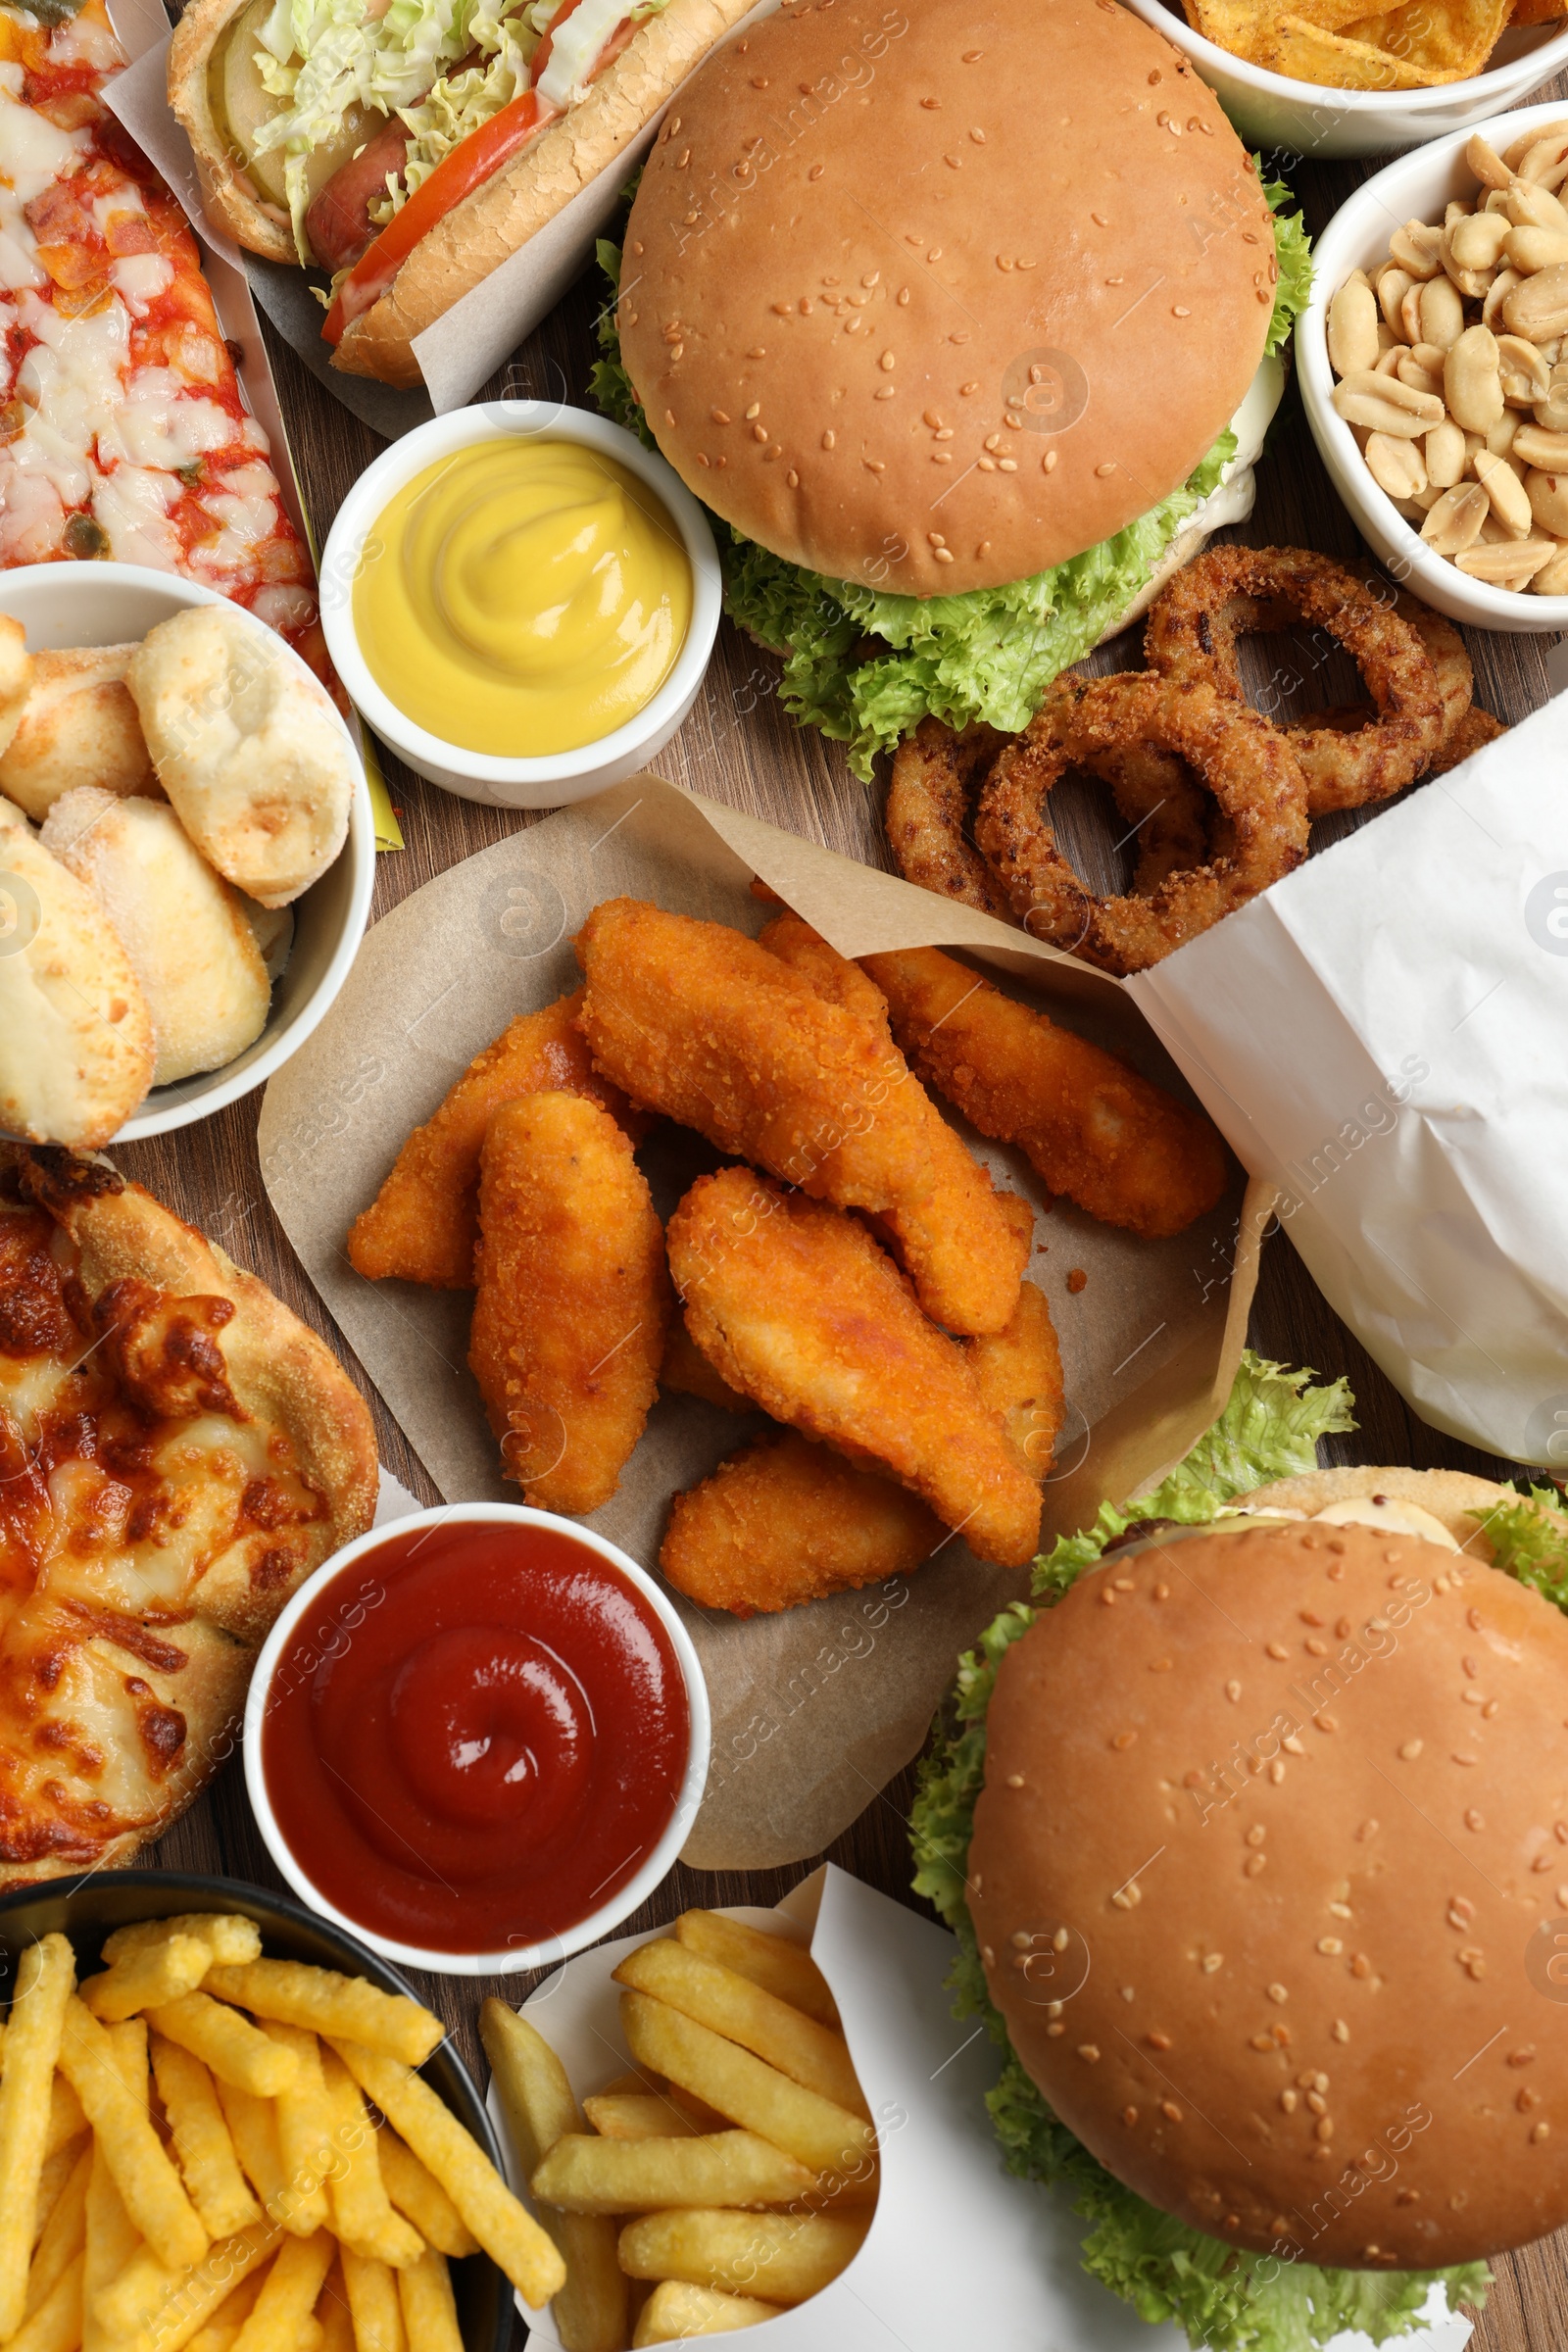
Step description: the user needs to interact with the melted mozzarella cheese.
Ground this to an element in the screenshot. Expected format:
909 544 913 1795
109 253 172 317
0 91 88 204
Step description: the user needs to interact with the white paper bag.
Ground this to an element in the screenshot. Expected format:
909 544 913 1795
1127 693 1568 1463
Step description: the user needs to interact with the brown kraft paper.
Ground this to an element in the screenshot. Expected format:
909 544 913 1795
257 776 1273 1869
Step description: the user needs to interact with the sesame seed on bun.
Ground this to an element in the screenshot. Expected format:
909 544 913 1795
969 1509 1568 2269
618 0 1277 598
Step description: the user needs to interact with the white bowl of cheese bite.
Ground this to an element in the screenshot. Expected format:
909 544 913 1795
0 564 374 1144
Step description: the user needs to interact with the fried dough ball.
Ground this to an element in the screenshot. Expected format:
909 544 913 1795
469 1092 670 1514
0 644 155 819
127 604 356 906
41 789 270 1087
0 798 153 1146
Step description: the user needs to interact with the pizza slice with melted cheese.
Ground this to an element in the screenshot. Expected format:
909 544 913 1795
0 1144 376 1884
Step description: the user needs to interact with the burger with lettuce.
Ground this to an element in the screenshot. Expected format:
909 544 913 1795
593 0 1310 776
911 1353 1568 2348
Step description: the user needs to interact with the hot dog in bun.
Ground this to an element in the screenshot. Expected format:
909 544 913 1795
169 0 758 386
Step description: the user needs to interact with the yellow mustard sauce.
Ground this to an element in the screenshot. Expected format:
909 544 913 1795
353 438 692 757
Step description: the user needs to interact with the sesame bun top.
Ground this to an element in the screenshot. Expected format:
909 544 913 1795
617 0 1276 598
969 1508 1568 2269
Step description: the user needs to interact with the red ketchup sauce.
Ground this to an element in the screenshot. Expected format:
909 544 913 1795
259 1521 690 1953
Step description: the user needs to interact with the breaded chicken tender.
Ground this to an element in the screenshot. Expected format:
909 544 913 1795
576 899 1025 1335
661 1432 941 1614
660 1277 1062 1612
660 1318 750 1412
469 1093 670 1514
347 989 644 1288
756 908 895 1043
664 1168 1041 1569
859 946 1227 1240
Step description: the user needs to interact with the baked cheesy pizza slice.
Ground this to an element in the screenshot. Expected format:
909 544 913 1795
0 1146 376 1885
0 0 325 673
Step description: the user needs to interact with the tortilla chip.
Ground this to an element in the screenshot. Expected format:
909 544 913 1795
1260 12 1439 80
1508 0 1562 22
1335 0 1513 74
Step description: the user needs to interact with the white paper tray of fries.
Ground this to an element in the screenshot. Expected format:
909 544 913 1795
489 1864 1473 2351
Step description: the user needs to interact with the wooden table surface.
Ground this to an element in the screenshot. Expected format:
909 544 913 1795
110 78 1568 2348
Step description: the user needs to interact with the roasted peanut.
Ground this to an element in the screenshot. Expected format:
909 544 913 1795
1497 334 1552 405
1390 220 1445 277
1425 419 1467 486
1504 177 1568 235
1420 483 1489 555
1526 466 1568 536
1332 370 1446 436
1514 419 1568 466
1505 225 1568 275
1365 432 1428 502
1448 211 1511 271
1502 264 1568 341
1398 282 1425 344
1445 325 1504 430
1376 342 1409 376
1505 121 1568 172
1486 409 1521 458
1483 269 1522 330
1473 447 1534 535
1327 274 1380 376
1515 134 1568 192
1535 365 1568 431
1531 539 1568 592
1466 132 1511 189
1455 538 1556 586
1417 275 1465 350
1378 266 1415 336
1396 352 1445 400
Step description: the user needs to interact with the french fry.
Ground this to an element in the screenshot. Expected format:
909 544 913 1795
57 1995 209 2273
43 2076 86 2161
5 2247 83 2352
613 1943 868 2118
479 2001 624 2352
215 2082 292 2230
92 2223 276 2352
531 2131 816 2215
318 2048 421 2269
183 2268 266 2352
673 1916 839 2031
375 2134 476 2261
102 1918 262 1970
83 2137 142 2352
146 1995 298 2098
665 2085 731 2135
327 2037 565 2308
260 2027 332 2234
22 2141 89 2317
313 2258 356 2352
81 1937 211 2025
152 2035 263 2239
619 1995 876 2180
617 2208 870 2305
31 2136 86 2254
0 1931 75 2337
339 2244 406 2352
599 2072 662 2098
204 1969 441 2070
632 2278 785 2342
227 2227 333 2352
393 2247 462 2352
581 2095 702 2142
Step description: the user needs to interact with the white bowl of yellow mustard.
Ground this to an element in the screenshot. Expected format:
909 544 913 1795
318 403 721 807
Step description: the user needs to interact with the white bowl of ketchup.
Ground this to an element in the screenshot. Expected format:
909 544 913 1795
243 1503 711 1977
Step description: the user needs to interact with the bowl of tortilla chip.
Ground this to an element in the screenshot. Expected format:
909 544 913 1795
1123 0 1568 158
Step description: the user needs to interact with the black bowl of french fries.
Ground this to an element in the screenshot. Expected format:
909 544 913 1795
0 1869 531 2352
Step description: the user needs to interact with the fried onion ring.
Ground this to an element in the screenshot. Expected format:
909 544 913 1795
1143 547 1446 817
973 673 1309 976
885 716 1008 914
1427 704 1506 775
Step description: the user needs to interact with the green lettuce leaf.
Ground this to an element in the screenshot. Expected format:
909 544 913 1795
590 176 1310 778
1468 1482 1568 1612
909 1352 1491 2352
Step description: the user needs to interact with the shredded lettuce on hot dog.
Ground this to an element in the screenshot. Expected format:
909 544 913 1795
592 172 1311 780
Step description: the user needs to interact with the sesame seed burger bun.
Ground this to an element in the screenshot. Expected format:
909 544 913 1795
618 0 1278 599
969 1503 1568 2269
